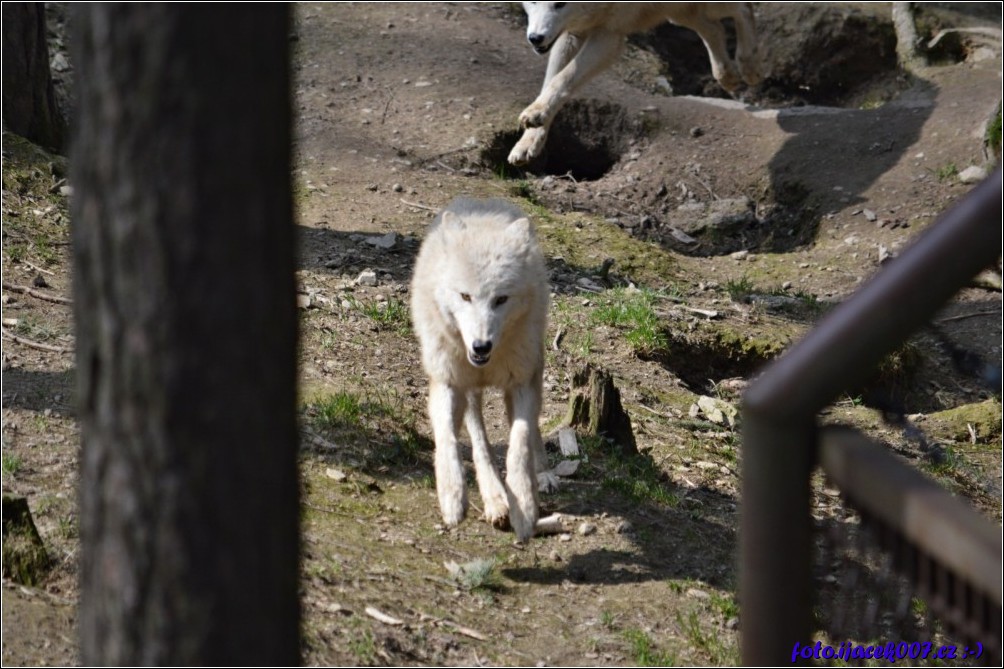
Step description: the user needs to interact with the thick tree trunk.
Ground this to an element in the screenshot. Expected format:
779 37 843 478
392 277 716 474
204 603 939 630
71 6 299 665
892 2 927 71
2 3 67 151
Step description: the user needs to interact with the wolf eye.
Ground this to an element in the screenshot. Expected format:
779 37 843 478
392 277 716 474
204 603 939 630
494 295 509 307
460 293 471 302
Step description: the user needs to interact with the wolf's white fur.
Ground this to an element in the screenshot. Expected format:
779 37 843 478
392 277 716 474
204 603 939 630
509 2 762 165
410 198 550 542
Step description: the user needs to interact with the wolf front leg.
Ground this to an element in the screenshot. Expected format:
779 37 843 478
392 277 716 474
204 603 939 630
504 382 542 542
518 30 623 129
429 381 468 527
464 390 510 529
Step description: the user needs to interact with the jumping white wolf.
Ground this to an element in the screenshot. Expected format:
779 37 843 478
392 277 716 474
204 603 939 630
509 2 762 165
410 198 551 542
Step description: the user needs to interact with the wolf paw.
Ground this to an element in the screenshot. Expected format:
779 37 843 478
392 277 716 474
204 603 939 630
508 128 547 166
438 489 467 527
536 470 560 494
518 102 549 129
482 491 510 529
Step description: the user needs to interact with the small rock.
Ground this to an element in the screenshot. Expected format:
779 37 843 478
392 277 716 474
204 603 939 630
615 520 633 534
559 533 572 542
781 281 792 290
414 80 433 87
356 269 378 287
392 183 404 193
862 208 877 222
655 75 672 94
549 550 562 562
686 588 711 600
32 275 49 288
669 228 697 244
366 183 379 191
553 460 580 477
690 126 704 138
365 232 398 250
726 617 740 630
958 165 988 184
730 250 749 261
296 294 312 310
578 522 597 536
697 395 738 427
325 468 348 482
557 427 579 456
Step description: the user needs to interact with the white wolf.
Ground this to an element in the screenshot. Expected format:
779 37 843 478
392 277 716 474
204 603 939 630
509 2 762 165
410 198 551 542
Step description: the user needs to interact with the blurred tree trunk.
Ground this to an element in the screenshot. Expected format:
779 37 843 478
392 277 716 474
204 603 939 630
892 2 927 71
2 2 67 151
71 5 299 664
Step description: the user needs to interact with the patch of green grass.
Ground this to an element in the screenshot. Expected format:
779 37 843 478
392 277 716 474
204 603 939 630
934 162 959 181
302 386 430 471
347 626 377 664
312 391 364 429
591 287 667 355
507 179 538 204
584 436 678 507
710 592 739 621
6 244 26 263
677 610 736 664
987 102 1002 157
623 628 676 666
2 453 24 477
447 557 502 595
350 296 411 334
14 314 59 342
723 276 756 302
600 610 617 629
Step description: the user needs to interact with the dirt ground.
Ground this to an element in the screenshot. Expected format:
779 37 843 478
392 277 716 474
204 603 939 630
2 3 1001 665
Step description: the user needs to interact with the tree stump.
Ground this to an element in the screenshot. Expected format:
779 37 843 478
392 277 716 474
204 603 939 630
563 364 637 456
2 495 50 586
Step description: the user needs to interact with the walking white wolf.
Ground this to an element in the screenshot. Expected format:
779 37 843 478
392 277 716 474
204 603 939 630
509 2 762 165
410 198 551 542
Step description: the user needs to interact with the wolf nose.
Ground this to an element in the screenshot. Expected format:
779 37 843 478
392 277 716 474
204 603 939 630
472 340 493 356
528 33 545 47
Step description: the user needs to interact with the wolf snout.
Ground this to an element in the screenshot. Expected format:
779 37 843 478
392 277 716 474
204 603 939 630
527 33 551 53
469 339 493 366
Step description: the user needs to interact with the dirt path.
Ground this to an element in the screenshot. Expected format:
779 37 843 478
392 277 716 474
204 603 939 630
3 3 1001 665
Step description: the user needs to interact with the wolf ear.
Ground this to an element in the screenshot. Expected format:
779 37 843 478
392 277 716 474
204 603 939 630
505 217 535 245
440 210 466 232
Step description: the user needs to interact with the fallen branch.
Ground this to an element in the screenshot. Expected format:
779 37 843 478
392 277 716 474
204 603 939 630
2 282 72 305
365 606 404 626
0 327 72 353
438 619 487 641
936 309 1001 324
400 198 437 212
928 26 1002 49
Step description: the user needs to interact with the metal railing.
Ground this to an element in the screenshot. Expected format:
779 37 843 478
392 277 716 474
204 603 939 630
740 169 1002 664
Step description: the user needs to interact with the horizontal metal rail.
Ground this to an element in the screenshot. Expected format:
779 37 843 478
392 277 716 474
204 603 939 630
820 425 1002 658
741 169 1002 664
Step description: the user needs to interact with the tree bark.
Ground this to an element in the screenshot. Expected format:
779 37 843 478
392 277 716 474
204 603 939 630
892 2 927 71
2 2 67 151
71 6 299 664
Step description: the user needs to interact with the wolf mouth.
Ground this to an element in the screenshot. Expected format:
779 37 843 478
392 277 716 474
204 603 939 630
468 351 491 367
533 42 552 54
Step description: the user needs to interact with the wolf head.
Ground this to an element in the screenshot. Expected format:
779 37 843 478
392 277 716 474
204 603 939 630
522 2 588 54
434 211 544 368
